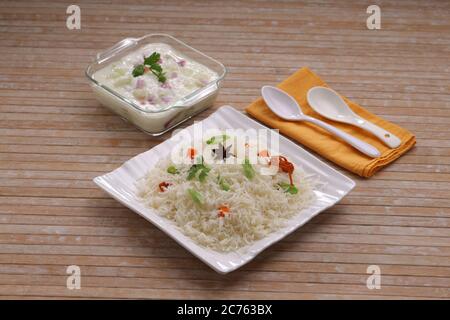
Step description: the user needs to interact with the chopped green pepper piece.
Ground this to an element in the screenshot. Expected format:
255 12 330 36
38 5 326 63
187 188 204 205
217 175 230 191
242 158 255 180
277 182 298 195
167 165 179 174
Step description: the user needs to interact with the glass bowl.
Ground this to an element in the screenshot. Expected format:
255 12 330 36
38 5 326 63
85 34 226 136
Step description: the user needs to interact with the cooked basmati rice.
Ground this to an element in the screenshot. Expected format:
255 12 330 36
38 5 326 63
137 154 316 252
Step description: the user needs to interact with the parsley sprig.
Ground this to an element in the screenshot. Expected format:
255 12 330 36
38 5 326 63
132 52 166 83
187 157 211 182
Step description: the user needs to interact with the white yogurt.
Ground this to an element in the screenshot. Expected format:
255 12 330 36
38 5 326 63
93 43 218 111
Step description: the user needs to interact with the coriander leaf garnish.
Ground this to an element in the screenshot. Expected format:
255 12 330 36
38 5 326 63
144 52 160 66
132 52 166 83
150 63 162 72
187 157 210 182
132 64 145 77
206 134 229 145
153 70 166 83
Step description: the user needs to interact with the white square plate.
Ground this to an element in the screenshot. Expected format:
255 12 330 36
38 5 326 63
94 105 355 273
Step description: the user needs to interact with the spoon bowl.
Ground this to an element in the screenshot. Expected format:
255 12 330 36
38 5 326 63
261 85 304 120
261 86 381 158
307 87 401 148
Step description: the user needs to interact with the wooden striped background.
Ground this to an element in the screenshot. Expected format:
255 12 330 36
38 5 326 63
0 0 449 299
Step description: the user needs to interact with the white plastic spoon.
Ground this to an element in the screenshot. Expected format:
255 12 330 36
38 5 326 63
261 86 381 158
307 87 401 148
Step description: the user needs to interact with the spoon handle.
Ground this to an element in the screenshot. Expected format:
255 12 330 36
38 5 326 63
355 120 402 148
303 116 381 158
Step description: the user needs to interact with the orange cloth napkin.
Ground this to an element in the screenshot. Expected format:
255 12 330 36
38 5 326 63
245 67 416 178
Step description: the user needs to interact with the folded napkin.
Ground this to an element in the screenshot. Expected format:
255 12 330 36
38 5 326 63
245 67 416 178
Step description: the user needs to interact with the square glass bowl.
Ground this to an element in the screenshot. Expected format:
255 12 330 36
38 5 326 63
85 34 226 136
